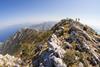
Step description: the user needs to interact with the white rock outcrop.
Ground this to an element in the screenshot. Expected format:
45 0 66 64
48 34 67 67
0 54 22 67
48 34 66 58
50 56 66 67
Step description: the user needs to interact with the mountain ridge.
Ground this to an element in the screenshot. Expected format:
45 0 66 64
0 21 56 42
0 18 100 67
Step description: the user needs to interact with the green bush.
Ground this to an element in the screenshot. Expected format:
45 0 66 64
63 49 76 66
34 31 52 43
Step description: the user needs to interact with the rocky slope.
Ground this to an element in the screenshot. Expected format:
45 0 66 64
1 28 39 55
32 18 100 67
1 18 100 67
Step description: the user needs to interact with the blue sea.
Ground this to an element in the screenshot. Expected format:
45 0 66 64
0 24 32 42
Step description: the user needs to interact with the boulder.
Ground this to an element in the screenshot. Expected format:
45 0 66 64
78 62 84 67
50 56 67 67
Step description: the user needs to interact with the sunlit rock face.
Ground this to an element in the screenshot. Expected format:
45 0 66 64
0 54 22 67
48 34 66 67
48 34 66 58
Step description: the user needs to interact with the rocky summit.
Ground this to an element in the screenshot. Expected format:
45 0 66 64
0 18 100 67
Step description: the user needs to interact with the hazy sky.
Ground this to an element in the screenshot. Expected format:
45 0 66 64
0 0 100 30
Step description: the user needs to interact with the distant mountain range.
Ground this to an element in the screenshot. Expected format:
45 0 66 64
0 24 31 42
0 21 56 42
